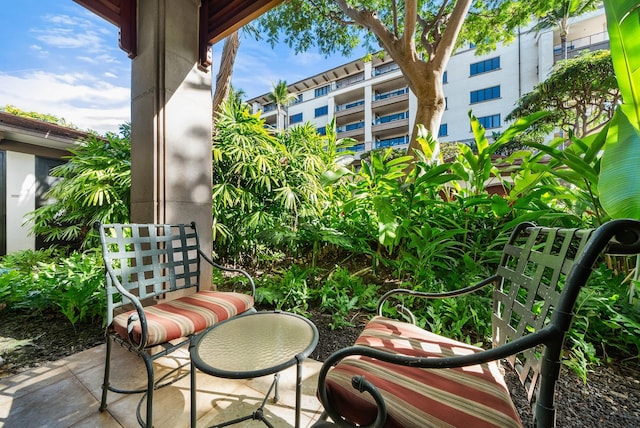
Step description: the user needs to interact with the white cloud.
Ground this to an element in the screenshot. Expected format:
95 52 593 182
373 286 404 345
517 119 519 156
0 71 130 134
289 51 324 66
33 27 104 50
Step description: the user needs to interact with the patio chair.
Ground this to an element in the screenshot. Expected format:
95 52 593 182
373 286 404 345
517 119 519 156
314 219 640 428
96 222 256 428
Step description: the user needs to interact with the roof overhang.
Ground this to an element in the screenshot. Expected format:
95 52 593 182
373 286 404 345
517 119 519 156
73 0 283 68
0 112 89 151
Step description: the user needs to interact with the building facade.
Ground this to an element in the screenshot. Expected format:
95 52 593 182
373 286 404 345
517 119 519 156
247 8 609 157
0 112 89 256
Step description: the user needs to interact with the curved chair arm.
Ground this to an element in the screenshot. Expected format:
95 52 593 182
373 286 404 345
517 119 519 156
197 248 256 296
105 269 151 350
376 275 500 320
316 326 558 427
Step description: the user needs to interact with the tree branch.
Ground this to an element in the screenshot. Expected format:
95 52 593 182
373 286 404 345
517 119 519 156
403 0 417 56
432 0 473 67
335 0 399 54
392 0 399 38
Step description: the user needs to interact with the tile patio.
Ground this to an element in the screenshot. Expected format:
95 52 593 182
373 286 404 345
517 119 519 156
0 343 325 427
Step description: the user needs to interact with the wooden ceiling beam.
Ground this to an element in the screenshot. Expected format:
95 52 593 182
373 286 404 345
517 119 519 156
75 0 283 68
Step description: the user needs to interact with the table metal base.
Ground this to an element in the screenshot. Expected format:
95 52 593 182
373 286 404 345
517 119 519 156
210 374 280 428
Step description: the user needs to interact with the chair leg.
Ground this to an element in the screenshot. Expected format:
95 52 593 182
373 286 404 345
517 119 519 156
141 353 155 428
99 337 112 412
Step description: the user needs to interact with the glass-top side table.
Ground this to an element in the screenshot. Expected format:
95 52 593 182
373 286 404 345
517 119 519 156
190 311 319 428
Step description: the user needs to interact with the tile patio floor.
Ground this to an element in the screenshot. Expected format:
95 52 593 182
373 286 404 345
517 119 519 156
0 343 325 427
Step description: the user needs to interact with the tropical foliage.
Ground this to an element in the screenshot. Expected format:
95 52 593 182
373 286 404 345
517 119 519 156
26 124 131 248
507 50 619 141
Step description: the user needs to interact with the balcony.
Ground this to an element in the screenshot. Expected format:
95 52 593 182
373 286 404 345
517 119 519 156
374 135 409 149
553 31 610 62
337 121 365 139
372 111 409 136
372 88 409 111
334 99 365 121
373 62 400 77
335 73 365 90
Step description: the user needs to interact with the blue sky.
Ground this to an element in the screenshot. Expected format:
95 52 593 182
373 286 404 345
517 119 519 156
0 1 364 134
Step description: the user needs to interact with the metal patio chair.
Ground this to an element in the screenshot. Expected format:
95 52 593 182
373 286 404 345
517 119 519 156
314 219 640 428
96 222 256 428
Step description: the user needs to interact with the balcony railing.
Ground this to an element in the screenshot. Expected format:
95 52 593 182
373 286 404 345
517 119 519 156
374 111 409 125
373 62 400 76
335 99 365 112
337 121 365 133
337 143 365 153
553 31 610 61
374 87 408 101
375 135 409 149
336 73 365 89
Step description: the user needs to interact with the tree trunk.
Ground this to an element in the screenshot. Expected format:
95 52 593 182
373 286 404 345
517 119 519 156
212 31 240 118
334 0 472 162
405 69 447 159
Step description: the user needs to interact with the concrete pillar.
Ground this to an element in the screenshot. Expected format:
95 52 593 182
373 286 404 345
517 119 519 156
130 0 213 280
364 83 373 146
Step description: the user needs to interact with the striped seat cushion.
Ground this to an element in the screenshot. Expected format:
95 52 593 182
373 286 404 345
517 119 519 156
324 316 522 428
112 291 254 346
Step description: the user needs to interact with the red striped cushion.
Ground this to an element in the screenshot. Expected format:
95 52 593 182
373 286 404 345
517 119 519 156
113 291 254 346
324 316 522 428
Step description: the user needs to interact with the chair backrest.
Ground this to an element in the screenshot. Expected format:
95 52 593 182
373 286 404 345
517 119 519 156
491 220 640 415
98 223 202 325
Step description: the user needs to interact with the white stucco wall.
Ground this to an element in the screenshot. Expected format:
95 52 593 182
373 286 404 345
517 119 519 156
6 151 36 253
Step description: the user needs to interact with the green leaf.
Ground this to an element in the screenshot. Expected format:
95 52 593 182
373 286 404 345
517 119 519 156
599 106 640 218
604 0 640 117
320 166 352 186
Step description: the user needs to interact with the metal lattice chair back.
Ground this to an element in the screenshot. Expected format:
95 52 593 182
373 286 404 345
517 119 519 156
492 223 594 401
101 223 201 324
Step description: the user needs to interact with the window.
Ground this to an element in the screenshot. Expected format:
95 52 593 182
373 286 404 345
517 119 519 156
477 114 501 129
315 106 328 117
289 113 303 125
315 85 330 97
443 71 448 84
317 126 326 135
292 94 303 104
470 86 501 104
470 57 500 76
438 124 448 137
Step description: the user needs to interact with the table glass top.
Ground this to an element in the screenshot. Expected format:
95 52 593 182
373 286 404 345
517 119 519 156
194 311 318 377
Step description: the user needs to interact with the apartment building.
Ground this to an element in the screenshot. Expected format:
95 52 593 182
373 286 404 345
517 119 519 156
247 7 609 157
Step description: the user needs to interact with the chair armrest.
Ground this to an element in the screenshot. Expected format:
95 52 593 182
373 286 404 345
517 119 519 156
197 248 256 296
376 275 500 322
105 269 151 349
316 326 557 427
